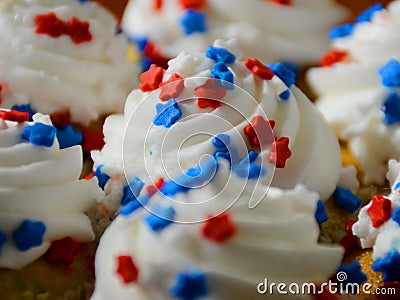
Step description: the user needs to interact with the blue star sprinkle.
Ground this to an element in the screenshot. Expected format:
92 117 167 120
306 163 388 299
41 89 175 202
153 99 182 128
233 151 266 179
206 46 236 64
329 23 354 39
211 62 234 90
269 62 296 87
121 176 145 206
379 59 400 88
338 261 367 285
175 158 218 189
315 200 328 225
120 195 151 217
170 271 209 300
145 205 176 233
56 124 83 149
0 231 6 254
333 187 362 213
279 89 291 101
93 165 110 190
356 3 383 23
392 207 400 226
21 123 56 147
382 92 400 125
212 133 231 151
11 104 35 121
372 251 400 282
12 220 46 251
180 9 206 35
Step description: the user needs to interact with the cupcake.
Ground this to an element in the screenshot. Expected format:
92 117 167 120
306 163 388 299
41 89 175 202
0 109 103 298
0 0 139 152
121 0 348 69
89 39 350 298
307 1 400 186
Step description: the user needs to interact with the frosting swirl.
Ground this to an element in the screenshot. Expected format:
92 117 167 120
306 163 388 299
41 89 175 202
0 112 101 269
122 0 348 66
0 0 138 125
307 1 400 184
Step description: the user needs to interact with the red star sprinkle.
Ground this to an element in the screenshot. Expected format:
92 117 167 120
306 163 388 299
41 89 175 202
345 219 357 234
66 17 92 44
339 233 359 256
116 255 139 284
140 64 165 92
194 79 227 109
50 110 71 128
320 49 349 67
85 172 94 180
143 42 170 69
202 213 237 243
367 195 392 228
145 178 165 196
35 12 67 38
244 58 274 80
243 116 275 148
82 128 105 153
159 73 185 101
0 110 29 123
268 0 292 5
269 137 292 168
153 0 163 10
0 84 3 104
178 0 206 9
48 237 80 265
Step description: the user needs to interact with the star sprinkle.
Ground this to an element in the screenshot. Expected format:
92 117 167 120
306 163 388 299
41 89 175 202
178 0 206 9
356 3 383 23
116 255 140 284
372 251 400 282
11 104 35 121
211 62 234 90
339 220 359 255
315 200 328 225
35 12 66 38
268 0 292 5
12 220 46 251
337 261 367 285
65 17 92 44
0 110 29 123
244 116 275 149
379 59 400 88
93 165 110 190
153 0 163 10
332 187 362 213
140 64 165 92
81 128 105 152
278 89 291 101
170 271 209 300
367 195 392 228
320 49 349 67
153 99 182 128
48 237 80 265
206 46 236 64
202 213 236 243
269 137 292 168
329 23 354 39
382 92 400 125
245 58 274 80
212 133 230 151
145 177 165 196
180 9 206 35
269 63 296 87
233 153 266 179
120 195 151 217
194 78 227 109
0 231 6 254
50 110 72 128
392 207 400 226
145 205 176 232
56 125 83 149
21 123 56 147
121 177 145 206
143 41 170 69
159 73 185 101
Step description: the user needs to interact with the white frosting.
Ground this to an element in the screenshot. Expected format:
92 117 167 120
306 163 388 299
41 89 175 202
0 0 139 125
91 162 343 300
92 40 342 202
122 0 348 65
0 113 101 269
353 159 400 261
307 1 400 184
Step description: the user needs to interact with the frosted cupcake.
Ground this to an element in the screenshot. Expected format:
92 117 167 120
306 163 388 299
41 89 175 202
0 0 139 151
307 1 400 185
0 109 103 298
121 0 348 69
